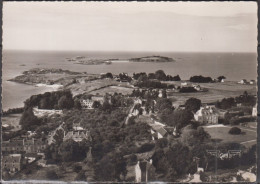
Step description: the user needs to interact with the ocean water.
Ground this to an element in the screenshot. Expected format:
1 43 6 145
2 50 257 110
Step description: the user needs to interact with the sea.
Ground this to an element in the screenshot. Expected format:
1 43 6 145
2 50 257 111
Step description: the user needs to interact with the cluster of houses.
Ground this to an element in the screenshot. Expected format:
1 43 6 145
2 138 47 174
238 79 255 85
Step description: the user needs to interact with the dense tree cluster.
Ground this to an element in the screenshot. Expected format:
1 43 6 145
134 80 174 89
118 73 132 82
2 107 24 116
24 90 74 110
179 87 197 93
133 70 181 81
217 76 226 82
100 72 113 79
228 127 241 135
19 108 43 130
130 89 159 100
185 98 201 113
216 91 256 110
235 91 256 106
190 75 213 83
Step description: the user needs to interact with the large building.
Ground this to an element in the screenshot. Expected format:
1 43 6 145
2 154 23 173
2 138 46 154
194 106 226 124
80 95 105 109
63 131 90 142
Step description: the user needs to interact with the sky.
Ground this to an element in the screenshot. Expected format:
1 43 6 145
3 2 258 52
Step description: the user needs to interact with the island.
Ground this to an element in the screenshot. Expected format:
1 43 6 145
65 55 175 65
129 55 175 62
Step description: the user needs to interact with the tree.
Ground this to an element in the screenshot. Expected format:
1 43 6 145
92 101 101 109
217 76 226 82
19 108 42 130
171 110 193 129
46 170 59 180
185 98 201 113
162 89 167 98
74 99 82 110
105 72 113 79
58 139 88 162
228 127 241 135
181 126 210 146
155 70 167 81
39 97 51 109
94 152 127 181
155 98 172 112
58 95 74 109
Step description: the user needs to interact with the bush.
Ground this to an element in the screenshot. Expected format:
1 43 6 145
179 87 197 93
136 143 155 153
73 165 82 172
190 75 213 83
228 127 241 135
46 170 59 180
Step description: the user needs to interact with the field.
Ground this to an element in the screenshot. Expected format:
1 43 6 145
166 81 256 107
89 85 133 96
203 124 257 148
2 113 22 131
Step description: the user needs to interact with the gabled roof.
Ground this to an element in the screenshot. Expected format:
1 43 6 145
157 127 168 136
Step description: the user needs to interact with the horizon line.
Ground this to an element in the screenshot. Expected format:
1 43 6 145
2 49 257 54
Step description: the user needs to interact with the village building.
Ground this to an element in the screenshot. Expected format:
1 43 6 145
63 131 90 142
252 104 257 117
2 138 47 154
135 160 156 182
80 95 105 109
73 123 85 131
181 82 188 87
2 154 24 173
33 107 62 118
249 80 255 85
80 99 94 109
2 140 24 153
23 138 47 153
194 106 226 124
238 79 247 84
192 84 202 91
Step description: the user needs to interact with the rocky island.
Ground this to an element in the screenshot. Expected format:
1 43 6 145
66 55 175 65
129 55 175 62
9 68 99 87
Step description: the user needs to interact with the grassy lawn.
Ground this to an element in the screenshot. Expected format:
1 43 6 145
203 125 256 148
2 113 22 131
167 81 256 106
89 85 133 96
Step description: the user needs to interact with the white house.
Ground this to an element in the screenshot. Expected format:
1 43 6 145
181 82 188 87
237 170 256 182
252 104 257 117
80 99 94 109
238 79 247 84
249 80 255 85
